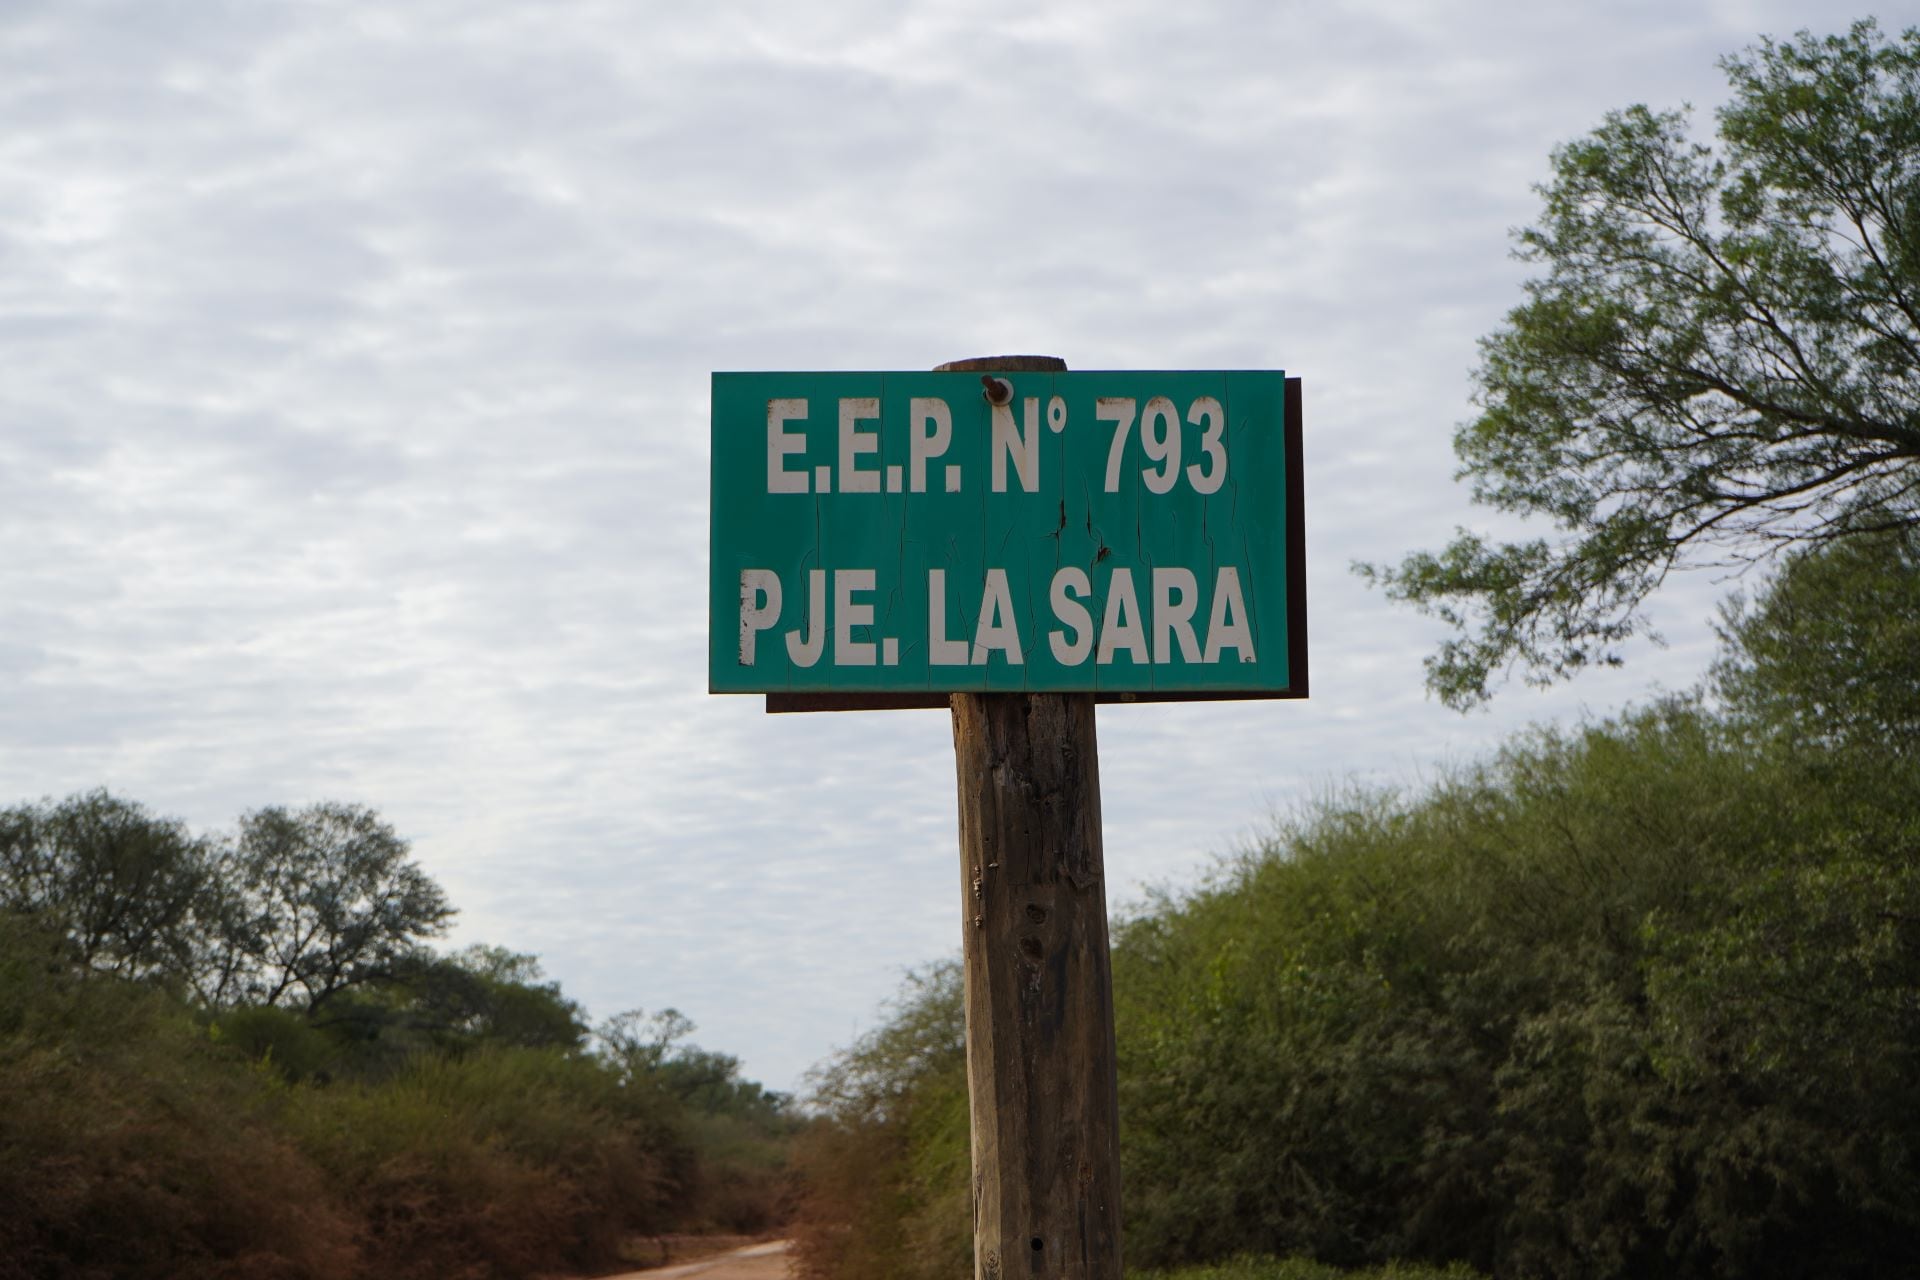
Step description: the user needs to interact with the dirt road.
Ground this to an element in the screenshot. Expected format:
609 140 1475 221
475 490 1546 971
597 1240 792 1280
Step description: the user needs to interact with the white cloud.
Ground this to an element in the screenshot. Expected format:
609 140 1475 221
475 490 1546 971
0 0 1856 1088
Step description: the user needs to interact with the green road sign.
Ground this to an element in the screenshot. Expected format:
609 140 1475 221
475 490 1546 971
709 369 1305 703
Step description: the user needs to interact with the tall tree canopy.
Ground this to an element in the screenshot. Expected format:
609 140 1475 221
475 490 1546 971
0 790 209 979
1364 20 1920 707
215 801 454 1011
1713 522 1920 757
0 793 454 1011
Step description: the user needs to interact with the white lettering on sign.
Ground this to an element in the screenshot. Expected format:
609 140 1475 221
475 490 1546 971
928 569 969 666
738 565 1259 672
838 398 880 494
910 397 951 493
1098 394 1233 494
1096 397 1135 493
971 568 1023 665
991 398 1040 494
765 388 1236 499
1202 567 1255 663
767 400 809 494
834 569 876 666
765 394 1019 496
739 570 780 664
1153 567 1201 663
786 569 826 667
1141 397 1181 495
1097 568 1148 665
1186 396 1226 494
1048 567 1094 666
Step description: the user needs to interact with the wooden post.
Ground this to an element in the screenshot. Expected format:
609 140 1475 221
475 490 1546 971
938 355 1123 1280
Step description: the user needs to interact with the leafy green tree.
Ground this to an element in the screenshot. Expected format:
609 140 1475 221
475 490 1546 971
1712 523 1920 757
256 944 590 1080
591 1006 799 1234
1364 20 1920 707
597 1006 699 1077
211 802 453 1012
357 944 590 1054
595 1007 786 1118
0 910 362 1280
792 963 970 1280
0 790 210 980
652 1047 774 1117
812 527 1920 1280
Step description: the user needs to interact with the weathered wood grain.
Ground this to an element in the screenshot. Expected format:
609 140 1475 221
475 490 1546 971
935 354 1121 1280
950 690 1121 1280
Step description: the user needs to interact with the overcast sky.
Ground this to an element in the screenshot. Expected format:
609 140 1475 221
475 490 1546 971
0 0 1893 1091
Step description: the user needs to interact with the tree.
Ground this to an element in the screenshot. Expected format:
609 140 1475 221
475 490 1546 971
411 944 589 1051
263 943 588 1076
791 963 971 1280
596 1006 700 1078
211 802 453 1012
1712 523 1920 758
0 790 210 980
1363 20 1920 708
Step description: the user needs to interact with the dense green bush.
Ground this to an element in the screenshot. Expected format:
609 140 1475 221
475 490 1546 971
1140 1258 1484 1280
0 918 790 1279
790 963 970 1280
0 814 797 1279
0 913 357 1280
279 1047 689 1278
1114 697 1913 1277
796 528 1920 1280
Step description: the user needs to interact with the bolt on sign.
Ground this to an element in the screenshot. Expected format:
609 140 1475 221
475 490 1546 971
709 369 1304 704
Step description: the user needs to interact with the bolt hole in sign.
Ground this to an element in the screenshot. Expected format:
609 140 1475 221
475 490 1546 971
709 370 1305 709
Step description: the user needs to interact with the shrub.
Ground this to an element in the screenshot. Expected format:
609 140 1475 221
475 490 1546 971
0 912 357 1280
282 1046 691 1279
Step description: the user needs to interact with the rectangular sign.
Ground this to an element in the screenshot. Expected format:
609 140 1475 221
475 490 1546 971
709 369 1304 703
